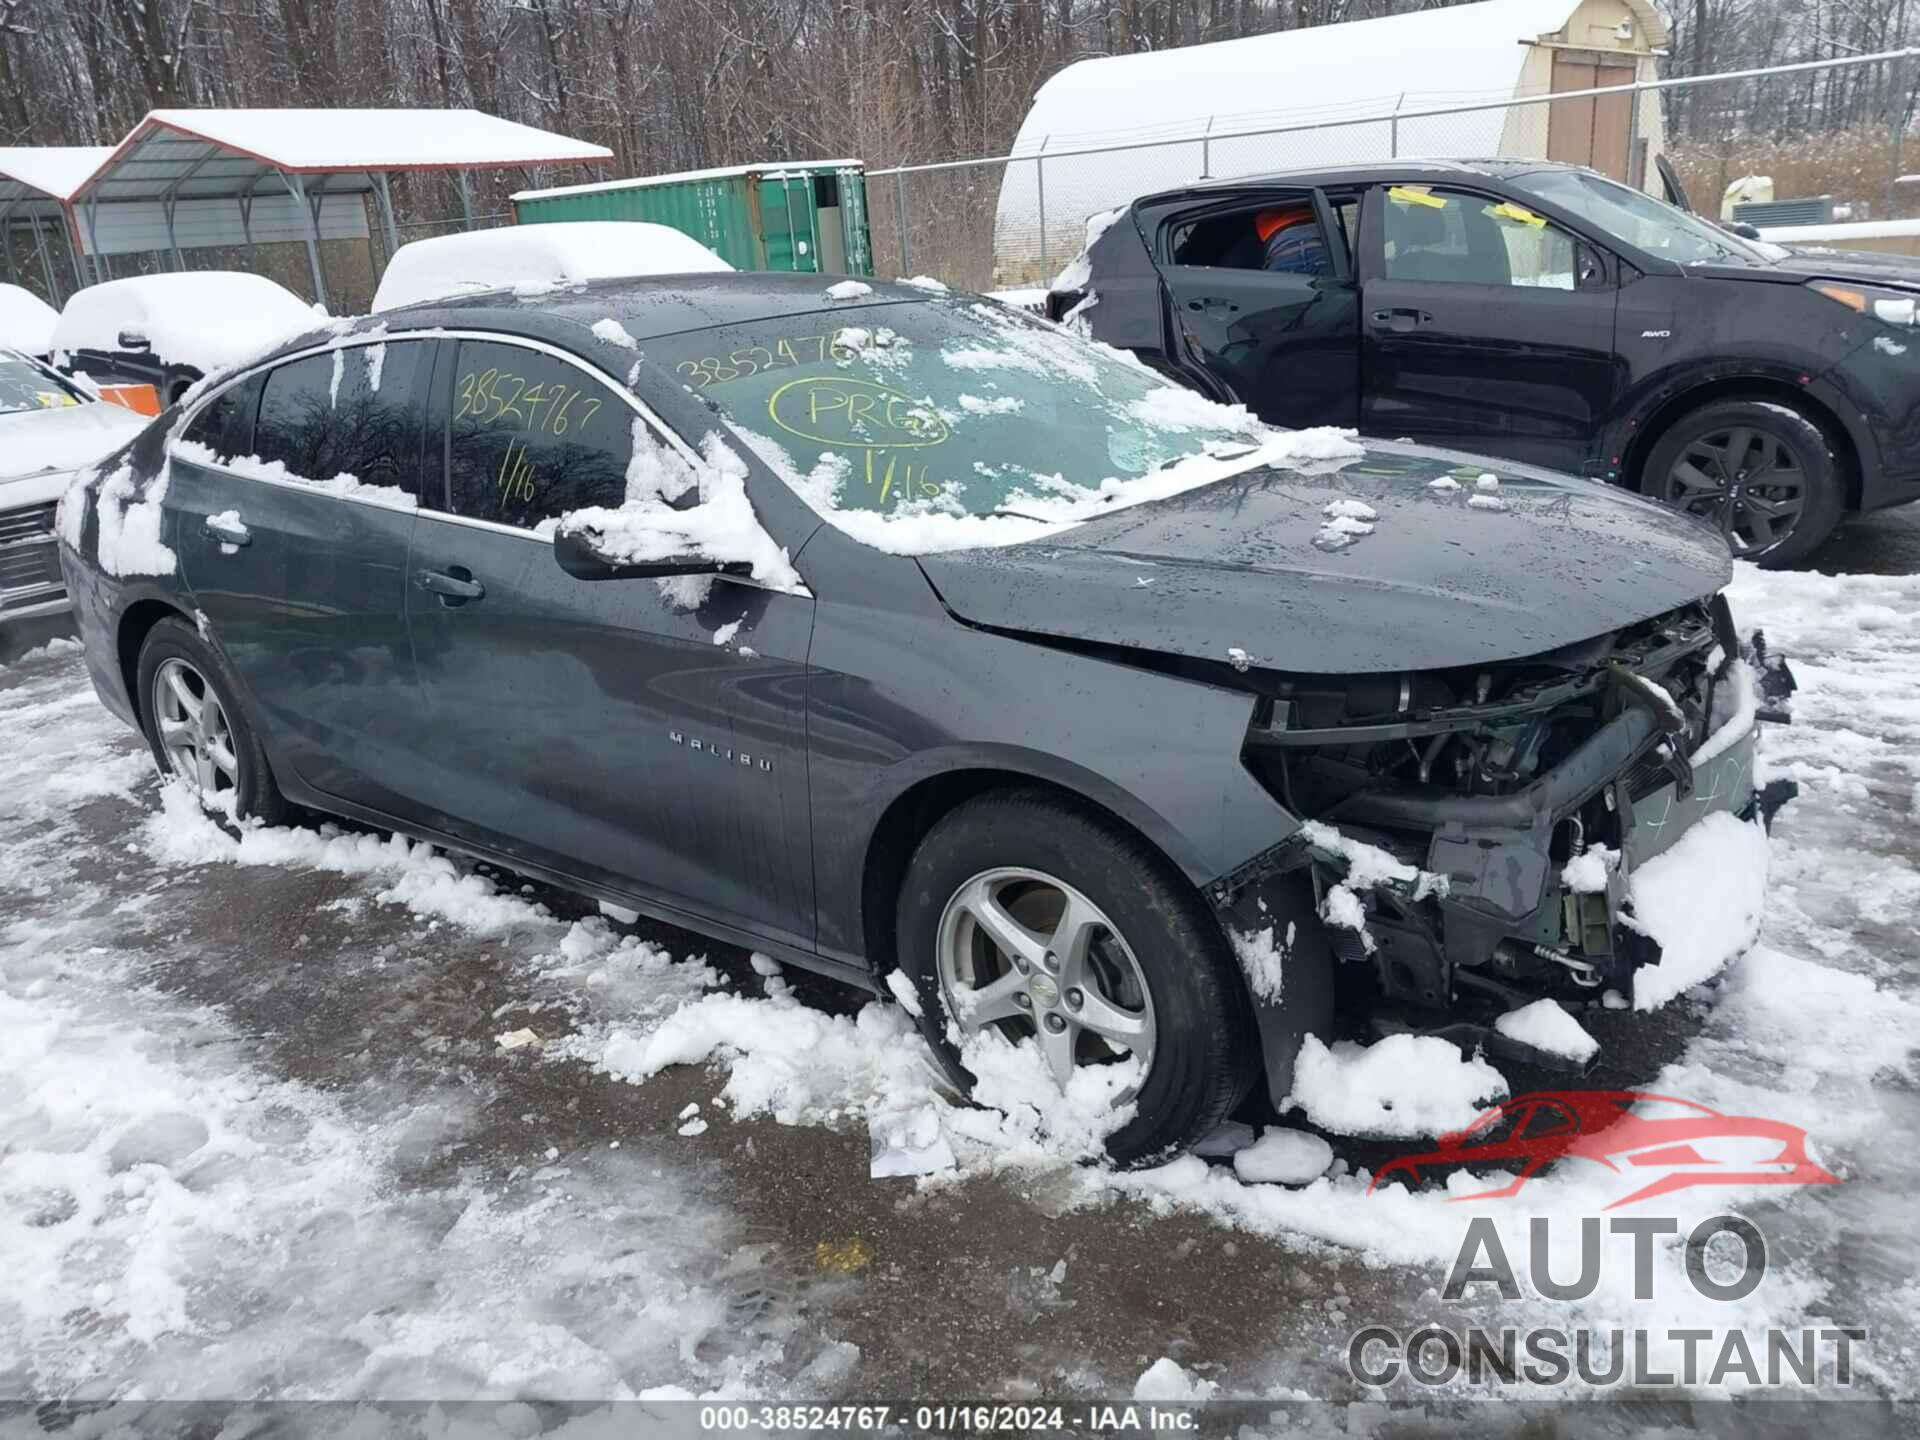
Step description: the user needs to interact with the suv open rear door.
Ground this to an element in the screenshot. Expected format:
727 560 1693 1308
1134 186 1361 430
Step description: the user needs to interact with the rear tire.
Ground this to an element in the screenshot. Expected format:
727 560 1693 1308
893 789 1258 1166
136 616 289 825
1640 398 1844 568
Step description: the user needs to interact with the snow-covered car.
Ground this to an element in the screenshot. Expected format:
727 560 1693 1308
0 282 59 358
51 271 321 408
58 276 1795 1163
1 348 146 631
371 220 730 312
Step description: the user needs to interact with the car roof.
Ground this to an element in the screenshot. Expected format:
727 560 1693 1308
1147 156 1577 199
369 272 940 347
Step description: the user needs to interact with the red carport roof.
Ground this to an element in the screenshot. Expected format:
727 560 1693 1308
70 109 613 202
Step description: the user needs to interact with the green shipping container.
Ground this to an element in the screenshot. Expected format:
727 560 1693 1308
510 160 873 276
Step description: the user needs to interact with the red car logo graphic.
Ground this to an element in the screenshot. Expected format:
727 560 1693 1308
1367 1090 1840 1209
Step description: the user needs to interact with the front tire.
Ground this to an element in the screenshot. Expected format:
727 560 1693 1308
894 790 1258 1166
1640 398 1844 568
136 616 288 824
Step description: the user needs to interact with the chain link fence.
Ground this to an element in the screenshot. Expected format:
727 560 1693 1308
871 49 1919 292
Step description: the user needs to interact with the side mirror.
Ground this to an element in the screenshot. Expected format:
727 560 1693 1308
117 329 151 351
554 523 743 581
1728 222 1762 240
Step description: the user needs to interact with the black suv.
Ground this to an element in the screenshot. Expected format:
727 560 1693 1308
1051 158 1920 565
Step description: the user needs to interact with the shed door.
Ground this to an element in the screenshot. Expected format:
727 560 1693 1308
1548 54 1638 183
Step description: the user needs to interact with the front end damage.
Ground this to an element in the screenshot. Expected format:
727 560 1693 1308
1214 596 1796 1097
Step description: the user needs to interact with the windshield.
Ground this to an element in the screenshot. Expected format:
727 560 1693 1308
652 298 1268 523
0 351 84 417
1508 169 1775 267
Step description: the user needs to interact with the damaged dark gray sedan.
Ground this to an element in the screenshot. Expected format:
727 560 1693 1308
58 276 1792 1163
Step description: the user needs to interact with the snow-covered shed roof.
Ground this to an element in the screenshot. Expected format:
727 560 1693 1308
71 110 613 203
993 0 1666 276
0 147 117 206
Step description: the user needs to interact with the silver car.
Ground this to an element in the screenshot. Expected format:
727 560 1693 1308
1 348 145 633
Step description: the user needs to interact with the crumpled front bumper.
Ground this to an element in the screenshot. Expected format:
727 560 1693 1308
1218 642 1797 1095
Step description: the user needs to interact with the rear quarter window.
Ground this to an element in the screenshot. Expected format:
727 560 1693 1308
181 377 257 459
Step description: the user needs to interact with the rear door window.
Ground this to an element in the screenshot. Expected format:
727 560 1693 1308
253 341 434 489
441 340 650 530
1167 191 1331 275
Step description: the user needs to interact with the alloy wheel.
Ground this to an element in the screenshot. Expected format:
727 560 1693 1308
934 867 1157 1096
1661 425 1808 556
151 657 240 801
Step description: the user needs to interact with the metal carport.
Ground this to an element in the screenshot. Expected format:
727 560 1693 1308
63 109 614 307
0 147 112 302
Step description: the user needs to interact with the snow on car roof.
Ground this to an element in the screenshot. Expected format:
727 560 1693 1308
371 222 733 312
51 272 324 376
0 283 60 355
991 0 1666 277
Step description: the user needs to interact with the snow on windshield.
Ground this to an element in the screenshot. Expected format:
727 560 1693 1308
0 350 81 417
658 298 1362 555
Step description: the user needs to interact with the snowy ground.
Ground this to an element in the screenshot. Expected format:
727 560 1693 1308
2 527 1917 1429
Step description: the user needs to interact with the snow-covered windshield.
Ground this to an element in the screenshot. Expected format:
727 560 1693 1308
0 350 84 416
1509 169 1774 267
654 299 1270 524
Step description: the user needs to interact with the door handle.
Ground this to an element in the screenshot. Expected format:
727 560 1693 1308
1369 307 1433 332
416 567 485 604
202 515 250 547
1186 296 1240 315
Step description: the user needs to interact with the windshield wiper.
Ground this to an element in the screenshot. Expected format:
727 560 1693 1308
988 507 1052 521
1152 442 1260 473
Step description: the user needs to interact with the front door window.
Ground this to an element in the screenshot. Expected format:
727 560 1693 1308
1381 185 1578 290
445 340 658 528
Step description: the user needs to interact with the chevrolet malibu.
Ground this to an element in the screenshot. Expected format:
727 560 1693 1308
58 276 1789 1163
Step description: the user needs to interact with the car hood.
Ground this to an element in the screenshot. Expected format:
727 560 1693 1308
0 400 147 483
1688 249 1920 288
1767 248 1920 286
914 443 1732 675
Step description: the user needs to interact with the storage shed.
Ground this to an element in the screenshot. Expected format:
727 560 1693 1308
993 0 1667 282
512 161 873 276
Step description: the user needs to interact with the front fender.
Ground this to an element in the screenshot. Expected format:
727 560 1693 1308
1607 357 1881 502
805 586 1302 962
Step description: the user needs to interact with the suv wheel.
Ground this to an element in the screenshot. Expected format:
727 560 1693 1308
1641 399 1844 568
894 790 1258 1166
136 617 288 824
